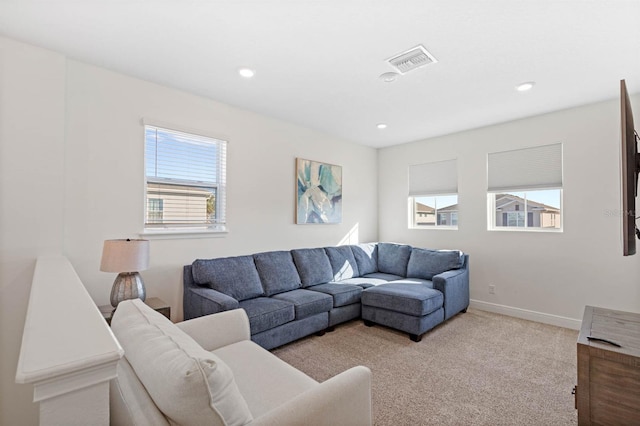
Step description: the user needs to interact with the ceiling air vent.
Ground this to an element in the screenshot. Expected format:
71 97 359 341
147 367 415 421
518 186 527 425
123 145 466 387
387 45 437 74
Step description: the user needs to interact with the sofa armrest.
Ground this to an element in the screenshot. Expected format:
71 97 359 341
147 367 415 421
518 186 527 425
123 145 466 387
176 308 251 351
432 255 469 320
184 285 240 320
249 365 372 426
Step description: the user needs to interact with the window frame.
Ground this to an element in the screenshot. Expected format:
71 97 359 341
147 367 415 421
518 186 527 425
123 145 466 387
141 122 228 238
487 143 563 233
408 159 458 231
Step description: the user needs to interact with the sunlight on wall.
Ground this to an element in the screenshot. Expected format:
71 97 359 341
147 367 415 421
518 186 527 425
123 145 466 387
338 223 359 245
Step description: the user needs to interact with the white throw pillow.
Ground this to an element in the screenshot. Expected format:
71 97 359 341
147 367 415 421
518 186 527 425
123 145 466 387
111 299 253 426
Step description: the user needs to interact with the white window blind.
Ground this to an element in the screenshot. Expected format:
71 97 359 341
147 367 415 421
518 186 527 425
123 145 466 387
487 143 562 192
408 159 458 196
144 125 227 229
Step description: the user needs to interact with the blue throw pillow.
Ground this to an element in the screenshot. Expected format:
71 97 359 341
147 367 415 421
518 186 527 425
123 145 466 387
350 243 378 275
191 256 264 301
291 248 333 287
324 246 360 280
377 243 412 276
254 251 302 296
406 248 464 280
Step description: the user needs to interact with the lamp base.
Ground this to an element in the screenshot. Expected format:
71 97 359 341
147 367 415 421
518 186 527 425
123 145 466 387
110 272 146 308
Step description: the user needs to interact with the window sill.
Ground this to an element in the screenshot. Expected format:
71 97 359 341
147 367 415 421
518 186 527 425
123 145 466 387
488 227 563 233
409 226 458 231
139 227 228 240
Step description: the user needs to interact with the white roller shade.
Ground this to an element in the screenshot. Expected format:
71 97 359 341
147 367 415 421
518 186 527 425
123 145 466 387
408 159 457 196
487 143 562 192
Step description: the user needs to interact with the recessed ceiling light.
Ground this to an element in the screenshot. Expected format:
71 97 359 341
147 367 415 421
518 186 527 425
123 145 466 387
377 123 388 129
238 68 255 78
516 81 535 92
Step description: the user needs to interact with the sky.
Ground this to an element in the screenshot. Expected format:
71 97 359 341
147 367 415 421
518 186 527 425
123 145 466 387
416 189 561 211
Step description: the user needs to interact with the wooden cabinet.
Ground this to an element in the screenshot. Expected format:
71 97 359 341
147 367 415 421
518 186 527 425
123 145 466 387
576 306 640 425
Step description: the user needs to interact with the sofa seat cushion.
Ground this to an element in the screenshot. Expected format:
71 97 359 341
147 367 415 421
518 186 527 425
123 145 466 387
192 256 264 301
339 277 389 289
377 242 412 276
111 300 253 426
388 277 434 289
272 289 333 319
254 251 301 296
292 248 334 287
350 243 378 275
309 283 363 307
239 297 295 335
324 246 360 280
407 248 464 280
362 272 404 281
361 283 443 317
213 340 317 418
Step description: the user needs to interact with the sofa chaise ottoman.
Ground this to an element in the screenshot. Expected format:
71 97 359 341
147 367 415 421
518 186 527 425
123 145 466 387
361 247 470 341
110 299 372 425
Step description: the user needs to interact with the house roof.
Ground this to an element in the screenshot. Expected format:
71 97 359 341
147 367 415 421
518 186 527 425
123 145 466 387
438 204 458 212
415 202 435 213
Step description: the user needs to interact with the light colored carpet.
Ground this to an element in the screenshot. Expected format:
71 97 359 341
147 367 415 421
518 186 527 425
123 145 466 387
272 309 578 425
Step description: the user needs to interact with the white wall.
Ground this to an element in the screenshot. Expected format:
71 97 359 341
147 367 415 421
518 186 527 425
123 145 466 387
62 60 378 317
0 36 378 425
0 37 66 426
378 95 640 326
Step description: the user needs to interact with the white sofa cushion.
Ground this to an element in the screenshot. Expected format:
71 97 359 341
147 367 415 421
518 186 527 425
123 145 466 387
111 299 253 426
213 340 317 418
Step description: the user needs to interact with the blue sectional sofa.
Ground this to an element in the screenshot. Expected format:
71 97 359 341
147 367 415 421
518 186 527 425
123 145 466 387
183 242 469 349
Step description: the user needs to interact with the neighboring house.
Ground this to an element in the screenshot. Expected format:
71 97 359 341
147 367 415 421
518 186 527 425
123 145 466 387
415 202 435 225
495 193 560 228
437 204 458 226
415 202 458 226
146 183 215 226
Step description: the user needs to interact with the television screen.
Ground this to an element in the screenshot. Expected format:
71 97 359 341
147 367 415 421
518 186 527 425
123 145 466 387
621 79 638 256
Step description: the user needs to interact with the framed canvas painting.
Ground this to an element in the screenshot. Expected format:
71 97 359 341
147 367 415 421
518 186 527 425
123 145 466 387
296 158 342 224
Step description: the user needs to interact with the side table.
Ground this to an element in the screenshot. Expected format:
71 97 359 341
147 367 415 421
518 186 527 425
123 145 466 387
99 297 171 325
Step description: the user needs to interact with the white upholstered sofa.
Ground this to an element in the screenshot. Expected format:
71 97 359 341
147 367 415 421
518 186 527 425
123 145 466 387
110 299 372 425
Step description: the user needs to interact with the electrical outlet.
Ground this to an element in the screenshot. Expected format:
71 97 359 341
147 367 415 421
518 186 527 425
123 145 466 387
488 285 495 294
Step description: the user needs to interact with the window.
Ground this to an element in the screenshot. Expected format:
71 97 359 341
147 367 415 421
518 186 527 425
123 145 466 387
144 125 227 231
147 198 164 223
488 144 562 231
411 195 458 227
408 159 458 229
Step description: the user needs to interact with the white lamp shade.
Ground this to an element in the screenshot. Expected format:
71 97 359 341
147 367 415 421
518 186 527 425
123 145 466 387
100 239 150 273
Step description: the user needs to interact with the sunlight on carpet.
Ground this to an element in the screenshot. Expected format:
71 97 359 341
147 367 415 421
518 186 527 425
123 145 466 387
271 309 578 426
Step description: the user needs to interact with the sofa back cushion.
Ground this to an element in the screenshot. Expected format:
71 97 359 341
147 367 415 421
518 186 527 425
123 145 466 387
192 256 264 301
406 248 464 280
377 243 412 276
350 243 378 275
324 246 360 280
111 299 253 426
291 248 333 287
253 251 302 296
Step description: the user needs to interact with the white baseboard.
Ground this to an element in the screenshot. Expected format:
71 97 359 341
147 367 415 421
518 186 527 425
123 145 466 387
469 299 582 330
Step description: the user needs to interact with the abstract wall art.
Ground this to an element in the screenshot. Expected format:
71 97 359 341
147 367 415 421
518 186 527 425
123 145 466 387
296 158 342 224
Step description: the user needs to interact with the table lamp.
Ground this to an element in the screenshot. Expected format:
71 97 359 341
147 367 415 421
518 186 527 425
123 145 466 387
100 239 150 308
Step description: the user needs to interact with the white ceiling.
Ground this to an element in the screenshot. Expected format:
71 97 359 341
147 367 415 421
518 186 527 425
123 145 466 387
0 0 639 148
